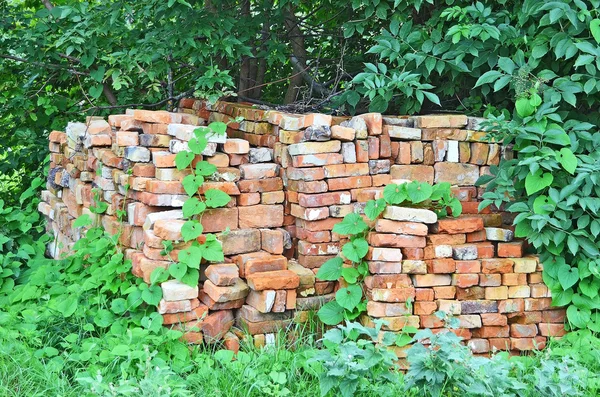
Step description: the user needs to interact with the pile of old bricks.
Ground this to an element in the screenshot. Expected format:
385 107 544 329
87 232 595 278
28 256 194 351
39 98 566 357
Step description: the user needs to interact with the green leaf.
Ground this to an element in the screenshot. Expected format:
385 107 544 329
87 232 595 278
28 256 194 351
204 189 231 208
474 70 502 87
175 151 194 170
557 264 579 290
73 214 92 228
364 198 386 221
346 91 360 107
396 333 413 347
316 257 344 281
335 284 363 311
189 136 208 155
183 197 207 217
208 121 227 136
341 267 359 284
196 161 217 176
56 295 78 317
150 267 169 285
332 213 368 235
111 298 127 314
591 19 600 44
423 91 441 106
383 183 407 205
557 148 577 174
182 174 203 196
89 84 104 99
448 197 462 217
318 300 345 325
180 268 200 287
141 285 162 306
178 245 202 269
579 278 599 299
525 170 553 195
515 97 535 117
342 239 369 263
567 305 591 329
552 288 573 306
94 309 115 327
169 262 187 279
532 195 554 215
200 235 224 262
181 221 203 242
406 181 432 203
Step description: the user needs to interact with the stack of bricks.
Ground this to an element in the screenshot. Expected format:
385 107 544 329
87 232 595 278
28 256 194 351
361 205 565 365
39 98 565 354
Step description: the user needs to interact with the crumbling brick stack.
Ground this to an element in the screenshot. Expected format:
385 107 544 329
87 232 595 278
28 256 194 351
38 99 566 355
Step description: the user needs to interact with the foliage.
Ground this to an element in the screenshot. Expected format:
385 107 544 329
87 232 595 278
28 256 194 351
316 181 461 325
307 321 403 397
153 122 231 287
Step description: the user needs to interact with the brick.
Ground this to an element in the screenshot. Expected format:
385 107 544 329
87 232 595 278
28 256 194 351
498 299 525 313
260 229 284 254
161 280 198 301
485 286 508 300
341 142 357 163
238 193 261 206
201 310 235 341
366 301 411 317
220 228 261 255
415 288 434 301
508 311 542 324
485 227 514 242
331 125 355 141
452 245 478 260
383 206 437 224
242 255 287 277
368 261 402 274
479 274 501 287
375 220 428 235
434 286 456 299
472 325 509 338
426 234 466 245
426 258 455 273
368 247 402 262
466 229 487 242
420 315 444 328
508 285 531 298
510 323 537 338
239 205 283 228
116 131 139 146
397 142 411 164
239 163 279 180
297 241 340 256
468 339 490 353
223 138 250 154
355 140 369 162
368 160 390 174
364 274 412 289
414 301 437 315
390 165 434 183
327 176 372 191
482 258 514 274
246 270 300 291
412 274 451 287
385 125 421 140
298 191 351 207
524 298 552 311
237 177 283 193
455 260 481 273
288 140 341 156
158 298 200 314
205 264 239 286
481 313 508 326
368 233 426 248
203 279 249 302
415 115 467 128
124 146 151 162
512 257 537 273
452 274 479 288
198 291 244 310
461 300 498 314
433 162 479 186
538 323 567 337
154 219 185 240
202 208 239 233
432 217 484 234
246 290 277 312
402 260 427 274
511 337 546 351
497 242 524 257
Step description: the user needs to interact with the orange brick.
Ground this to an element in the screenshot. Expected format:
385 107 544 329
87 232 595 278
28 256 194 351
498 241 524 258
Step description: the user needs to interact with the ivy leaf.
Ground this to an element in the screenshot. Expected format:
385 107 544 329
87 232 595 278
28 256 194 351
552 288 573 306
204 189 231 208
332 213 368 235
383 183 407 205
317 300 345 325
169 262 187 279
525 170 553 195
188 136 208 155
342 239 369 263
150 267 169 285
557 264 579 290
335 284 362 311
196 161 217 176
89 84 104 99
406 181 432 203
567 305 591 329
178 245 202 269
110 298 127 314
181 267 199 287
591 19 600 44
182 174 203 196
364 198 386 221
183 197 206 217
341 267 359 284
56 295 78 317
73 214 93 228
141 285 162 306
175 151 194 170
515 97 535 117
208 121 227 136
181 220 203 242
94 309 115 327
557 148 577 174
316 257 344 281
448 197 462 217
200 235 224 262
396 333 413 347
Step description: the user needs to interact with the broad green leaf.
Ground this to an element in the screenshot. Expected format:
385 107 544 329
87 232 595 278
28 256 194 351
200 235 224 262
335 284 363 311
208 121 227 135
557 264 579 290
552 288 574 306
169 262 187 279
181 268 200 287
383 183 407 204
182 174 203 196
332 213 368 235
532 195 555 214
342 239 369 263
73 214 92 228
150 267 169 285
196 161 217 176
182 197 206 217
341 267 359 284
364 198 386 220
317 300 345 325
591 19 600 44
406 181 432 203
525 170 553 195
204 189 231 208
567 305 591 329
56 295 78 317
111 298 127 314
316 257 344 281
175 151 194 170
181 220 203 242
557 148 577 174
515 97 535 117
89 84 104 99
189 136 208 155
178 245 202 269
141 285 162 306
474 70 502 87
94 309 115 327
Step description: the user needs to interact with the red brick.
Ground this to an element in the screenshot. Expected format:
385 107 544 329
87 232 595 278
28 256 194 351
414 301 438 315
239 205 284 228
511 336 546 351
242 255 287 277
426 258 456 273
415 288 434 301
510 323 537 338
238 192 261 206
479 274 501 287
298 191 351 208
237 178 283 193
375 220 428 236
498 242 524 258
162 305 209 325
541 309 566 323
481 258 514 274
433 217 484 234
452 274 479 288
538 323 567 337
434 286 456 299
466 229 487 243
368 233 426 248
472 325 509 338
455 260 481 273
291 153 344 167
246 270 300 290
481 313 508 326
201 310 235 341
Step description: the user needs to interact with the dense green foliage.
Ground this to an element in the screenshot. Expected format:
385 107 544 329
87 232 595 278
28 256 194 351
316 181 461 325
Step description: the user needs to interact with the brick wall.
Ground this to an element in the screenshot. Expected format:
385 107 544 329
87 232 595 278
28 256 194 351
39 99 565 360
